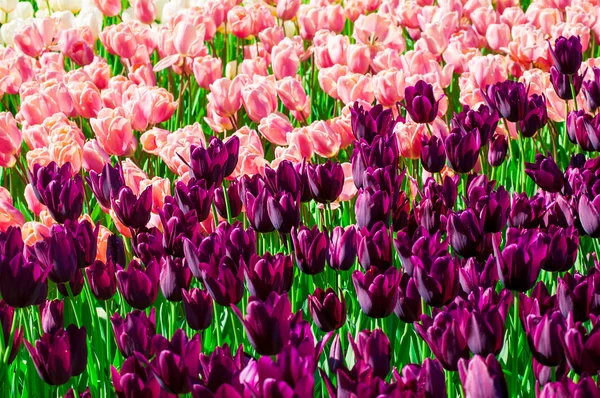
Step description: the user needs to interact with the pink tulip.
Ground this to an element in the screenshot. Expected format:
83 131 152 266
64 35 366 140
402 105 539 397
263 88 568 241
26 148 52 172
22 222 50 246
49 139 83 174
339 162 358 202
122 158 149 195
373 68 406 107
394 121 427 160
83 57 111 90
140 128 170 155
258 26 285 53
204 102 234 133
240 58 269 79
0 191 25 232
82 139 111 174
318 65 348 100
248 3 276 36
258 112 293 146
272 42 300 80
0 112 21 168
128 63 156 86
276 77 311 123
276 0 300 21
69 81 102 118
228 6 254 39
18 93 57 125
287 128 314 160
308 120 341 158
22 124 49 150
242 81 278 123
486 23 511 52
91 107 136 157
327 117 354 149
59 28 95 66
94 0 121 16
154 22 207 72
337 73 374 105
122 85 177 131
347 43 371 74
209 75 249 118
140 177 171 213
193 56 222 89
134 0 156 24
354 13 405 53
14 24 45 58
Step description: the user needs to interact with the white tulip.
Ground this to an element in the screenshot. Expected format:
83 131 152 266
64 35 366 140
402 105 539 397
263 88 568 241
154 0 169 22
77 7 102 39
11 2 34 20
121 7 135 22
225 60 238 80
49 0 82 14
52 10 76 30
1 18 25 45
0 0 17 14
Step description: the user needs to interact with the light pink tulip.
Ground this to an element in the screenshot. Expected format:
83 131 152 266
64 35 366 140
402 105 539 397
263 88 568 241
94 0 121 16
272 42 300 80
140 128 170 155
49 139 83 174
128 63 156 86
22 222 50 246
276 0 300 21
287 128 314 160
91 107 136 156
318 65 348 101
240 58 269 79
14 24 45 58
69 81 102 118
242 81 278 123
276 77 311 123
339 163 358 202
308 120 341 158
122 158 148 195
193 56 222 89
486 23 511 52
347 44 371 74
209 75 249 118
0 112 21 168
258 26 285 53
228 6 254 39
258 112 293 146
373 68 407 107
337 73 374 105
0 191 25 232
83 57 111 90
204 102 234 133
134 0 156 24
82 139 111 173
394 121 427 160
26 148 52 172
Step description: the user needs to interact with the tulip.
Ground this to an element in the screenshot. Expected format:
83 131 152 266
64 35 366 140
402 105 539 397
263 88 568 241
459 257 499 294
548 36 583 75
557 272 590 322
525 310 566 367
578 193 600 237
451 105 499 146
0 112 22 168
233 292 291 356
447 209 484 258
187 137 239 187
509 193 545 229
488 134 508 167
420 135 446 173
414 312 469 371
307 161 345 203
350 103 397 144
214 181 242 219
458 355 508 398
483 80 528 122
397 358 447 397
0 252 49 308
106 233 127 268
352 266 400 318
538 375 600 397
182 288 213 331
352 136 399 188
90 107 135 157
545 226 578 273
403 80 441 124
292 225 329 275
413 254 459 307
111 186 153 230
111 356 161 398
196 344 246 394
562 318 600 375
111 309 156 359
525 153 565 193
40 299 64 335
519 282 556 327
57 268 85 298
116 260 160 310
258 112 293 146
86 162 125 210
267 191 300 234
520 94 548 138
243 253 293 301
65 220 99 269
174 179 215 223
308 288 346 332
25 324 87 386
159 257 192 302
394 273 422 323
349 329 391 379
85 259 117 300
222 224 256 266
202 256 244 306
0 300 24 364
357 221 393 271
328 226 357 271
566 110 596 151
34 225 78 284
244 190 275 233
445 127 481 174
583 67 600 112
550 67 584 101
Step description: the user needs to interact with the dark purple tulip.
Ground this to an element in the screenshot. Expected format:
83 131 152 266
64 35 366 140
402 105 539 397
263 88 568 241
396 358 447 398
244 190 275 233
459 256 499 295
542 195 577 229
562 317 600 374
233 291 291 356
525 310 566 367
0 300 24 364
86 162 125 209
292 225 329 275
159 256 192 302
352 266 400 318
0 253 49 308
85 259 117 300
532 358 568 388
413 254 459 307
557 272 590 322
420 135 446 173
350 102 396 143
160 197 202 258
583 67 600 112
65 219 99 269
458 355 508 398
30 162 71 202
550 66 584 100
525 153 565 193
509 193 545 228
182 288 213 331
40 299 64 335
111 186 153 230
520 94 548 138
111 356 162 398
174 178 214 222
307 161 344 203
362 165 401 197
577 193 600 237
448 209 484 258
0 226 23 260
358 221 393 271
544 226 578 272
548 36 583 75
57 268 84 297
392 191 411 232
538 375 600 398
140 329 201 394
214 181 242 219
355 187 392 230
223 224 256 266
25 324 87 386
243 253 293 301
452 105 499 145
328 226 357 271
183 235 221 280
488 133 508 167
34 225 78 284
294 161 313 203
394 227 448 276
111 309 156 358
188 138 229 186
308 288 346 332
519 282 557 327
267 191 300 234
116 260 160 310
483 80 528 122
328 334 345 374
106 233 126 268
566 110 596 151
403 80 441 124
394 273 422 323
495 228 548 292
197 344 247 395
414 312 469 371
349 328 391 379
445 127 482 174
264 160 301 195
468 182 510 233
202 256 244 306
352 136 399 189
223 136 240 177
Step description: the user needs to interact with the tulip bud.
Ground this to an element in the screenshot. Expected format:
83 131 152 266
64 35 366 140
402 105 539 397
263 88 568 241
308 288 346 332
182 288 213 331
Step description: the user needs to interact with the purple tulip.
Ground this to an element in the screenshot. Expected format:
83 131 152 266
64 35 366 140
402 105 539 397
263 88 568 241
566 110 597 151
86 162 125 210
544 226 578 272
214 181 242 219
116 260 160 310
538 375 600 398
328 226 357 271
509 193 545 228
111 186 153 230
223 225 256 265
403 80 441 124
33 225 78 284
57 268 84 297
557 272 590 322
349 328 391 379
394 273 422 323
65 219 99 269
0 300 24 364
413 254 459 307
525 153 565 193
182 288 213 331
519 94 548 138
244 190 275 233
562 317 600 374
446 126 482 174
550 66 584 100
355 187 392 230
458 355 508 398
40 299 64 335
159 256 192 302
394 227 448 276
578 192 600 237
0 252 49 308
420 135 446 173
488 133 508 167
106 233 127 268
414 312 469 371
495 228 549 292
483 80 528 122
452 105 499 145
352 266 400 318
351 102 397 143
448 209 484 258
243 252 293 301
267 191 300 234
519 282 557 327
583 67 600 112
183 235 220 280
294 161 313 203
202 256 244 306
111 356 162 398
174 178 214 223
328 334 345 374
111 309 156 359
352 136 399 189
396 358 447 397
525 310 566 367
548 36 583 75
541 194 576 229
308 288 346 332
85 259 117 301
358 221 393 271
307 161 344 203
292 225 329 275
264 160 301 195
25 324 87 386
196 344 247 395
459 256 499 295
467 178 510 233
233 291 291 356
188 136 238 186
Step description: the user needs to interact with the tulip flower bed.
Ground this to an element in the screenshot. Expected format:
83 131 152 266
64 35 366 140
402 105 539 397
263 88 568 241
3 0 600 397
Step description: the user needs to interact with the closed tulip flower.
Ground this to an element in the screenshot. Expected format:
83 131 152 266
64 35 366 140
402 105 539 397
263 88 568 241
550 67 584 101
562 318 600 375
397 358 447 397
566 110 596 151
214 181 242 219
548 36 583 75
458 355 508 398
243 253 293 301
33 225 78 284
413 254 459 307
349 328 391 379
545 226 578 273
488 134 508 167
111 309 156 358
307 161 345 203
525 153 565 193
90 107 136 157
111 356 161 398
357 221 393 271
451 105 499 146
25 324 87 386
538 376 600 397
328 226 357 271
525 310 566 367
355 187 392 230
244 189 275 233
85 259 117 300
0 252 49 308
509 193 545 229
40 299 64 335
182 288 213 331
583 67 600 112
86 162 125 210
448 209 484 258
111 186 153 230
202 256 244 306
308 288 346 332
483 80 528 123
267 191 300 234
445 127 481 174
403 80 441 124
352 265 400 318
174 179 214 223
420 135 446 173
292 225 329 275
520 94 548 138
557 272 590 322
0 111 22 168
0 300 24 364
159 257 191 302
415 311 469 371
233 292 291 356
394 273 422 323
116 260 160 310
350 103 397 143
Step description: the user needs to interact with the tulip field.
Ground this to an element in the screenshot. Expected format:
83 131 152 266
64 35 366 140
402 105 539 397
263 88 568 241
3 0 600 397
